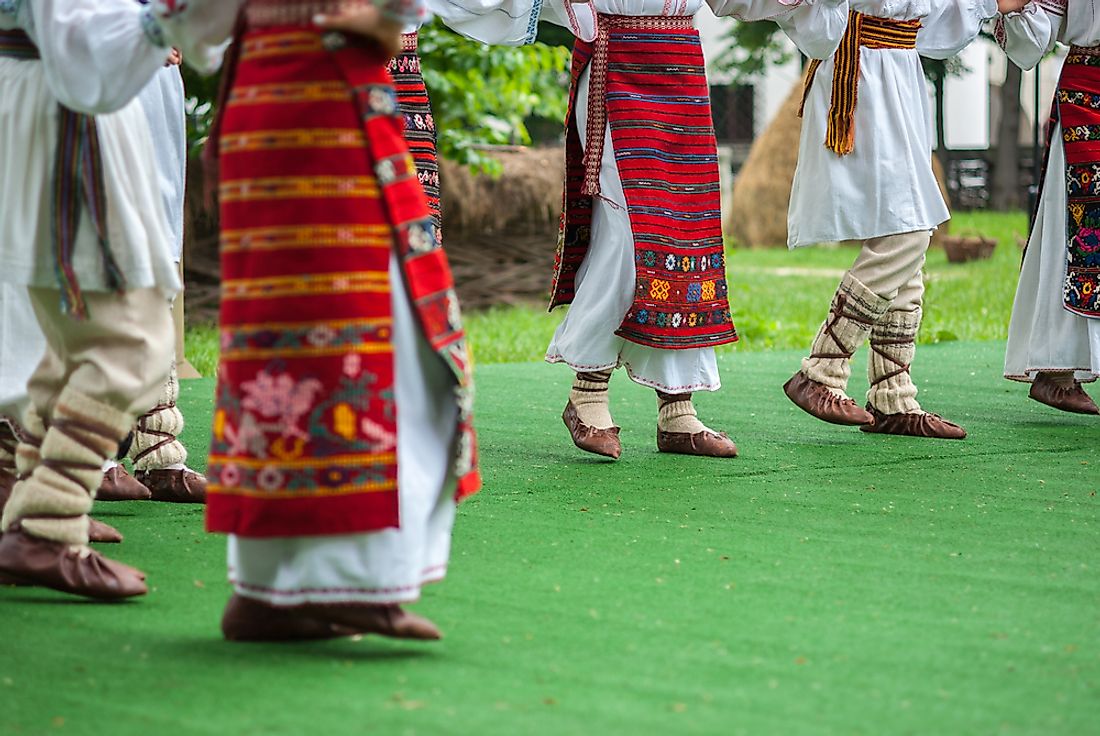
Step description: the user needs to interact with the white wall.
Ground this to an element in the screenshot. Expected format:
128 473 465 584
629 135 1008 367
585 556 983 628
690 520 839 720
943 40 991 149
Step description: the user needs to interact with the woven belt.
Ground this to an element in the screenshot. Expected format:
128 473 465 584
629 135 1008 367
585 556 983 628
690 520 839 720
245 0 373 26
0 29 38 59
401 31 418 52
582 14 694 197
800 12 921 157
0 30 123 317
1070 44 1100 57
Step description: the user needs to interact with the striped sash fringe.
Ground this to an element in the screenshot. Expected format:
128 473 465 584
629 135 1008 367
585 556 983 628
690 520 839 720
54 109 126 318
800 12 921 157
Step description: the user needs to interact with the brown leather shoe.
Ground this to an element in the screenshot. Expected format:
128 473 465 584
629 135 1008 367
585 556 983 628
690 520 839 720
0 523 147 599
783 371 874 426
860 405 967 440
657 429 738 458
97 465 152 502
0 568 30 586
296 603 442 641
1029 374 1100 415
89 517 124 544
134 468 207 503
222 593 362 642
562 401 622 460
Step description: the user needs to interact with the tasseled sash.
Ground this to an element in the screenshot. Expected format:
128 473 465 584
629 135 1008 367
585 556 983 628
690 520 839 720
799 12 921 157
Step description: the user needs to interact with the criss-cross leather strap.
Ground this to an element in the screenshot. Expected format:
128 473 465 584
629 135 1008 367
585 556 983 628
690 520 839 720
868 334 912 387
131 403 177 465
38 417 121 498
0 430 16 472
810 294 876 361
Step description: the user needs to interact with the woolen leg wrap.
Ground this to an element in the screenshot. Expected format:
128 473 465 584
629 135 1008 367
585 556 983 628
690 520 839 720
15 410 45 478
129 364 187 471
867 308 923 415
3 387 132 545
570 369 615 430
803 273 892 398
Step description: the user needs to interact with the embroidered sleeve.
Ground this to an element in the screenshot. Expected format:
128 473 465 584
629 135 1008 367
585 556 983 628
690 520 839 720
26 0 176 114
995 0 1062 69
771 0 850 60
432 0 546 46
916 0 997 61
147 0 245 74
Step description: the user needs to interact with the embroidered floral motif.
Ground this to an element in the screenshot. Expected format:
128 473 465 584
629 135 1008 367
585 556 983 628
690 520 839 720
649 279 671 300
1059 53 1100 317
240 370 324 447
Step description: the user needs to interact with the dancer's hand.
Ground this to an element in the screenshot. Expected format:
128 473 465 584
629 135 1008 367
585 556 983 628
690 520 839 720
165 47 182 66
996 0 1028 13
314 5 403 58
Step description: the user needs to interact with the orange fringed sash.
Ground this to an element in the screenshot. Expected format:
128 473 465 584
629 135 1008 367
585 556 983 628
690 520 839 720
800 12 921 157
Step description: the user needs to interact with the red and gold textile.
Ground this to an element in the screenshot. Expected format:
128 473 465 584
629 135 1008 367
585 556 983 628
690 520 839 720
207 27 478 538
550 15 738 350
1056 46 1100 318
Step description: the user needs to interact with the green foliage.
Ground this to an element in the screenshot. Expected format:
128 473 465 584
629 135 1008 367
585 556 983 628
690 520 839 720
418 23 571 172
715 21 795 85
180 65 219 159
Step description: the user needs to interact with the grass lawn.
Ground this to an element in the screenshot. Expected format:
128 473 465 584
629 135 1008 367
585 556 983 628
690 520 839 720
184 210 1030 375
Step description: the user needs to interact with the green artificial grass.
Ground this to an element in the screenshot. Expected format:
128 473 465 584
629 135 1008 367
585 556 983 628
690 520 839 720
3 341 1098 735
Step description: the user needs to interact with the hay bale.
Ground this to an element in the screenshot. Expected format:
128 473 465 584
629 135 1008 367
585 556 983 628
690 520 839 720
440 146 563 240
440 146 565 309
726 80 804 248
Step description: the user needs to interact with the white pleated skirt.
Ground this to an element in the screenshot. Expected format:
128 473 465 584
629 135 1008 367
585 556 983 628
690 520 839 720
544 66 721 394
0 58 180 295
1005 125 1100 383
227 256 460 606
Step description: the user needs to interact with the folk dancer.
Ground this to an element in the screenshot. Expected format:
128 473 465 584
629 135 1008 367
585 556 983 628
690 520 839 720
0 0 189 598
998 0 1100 414
781 0 997 439
165 0 480 641
542 0 848 460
